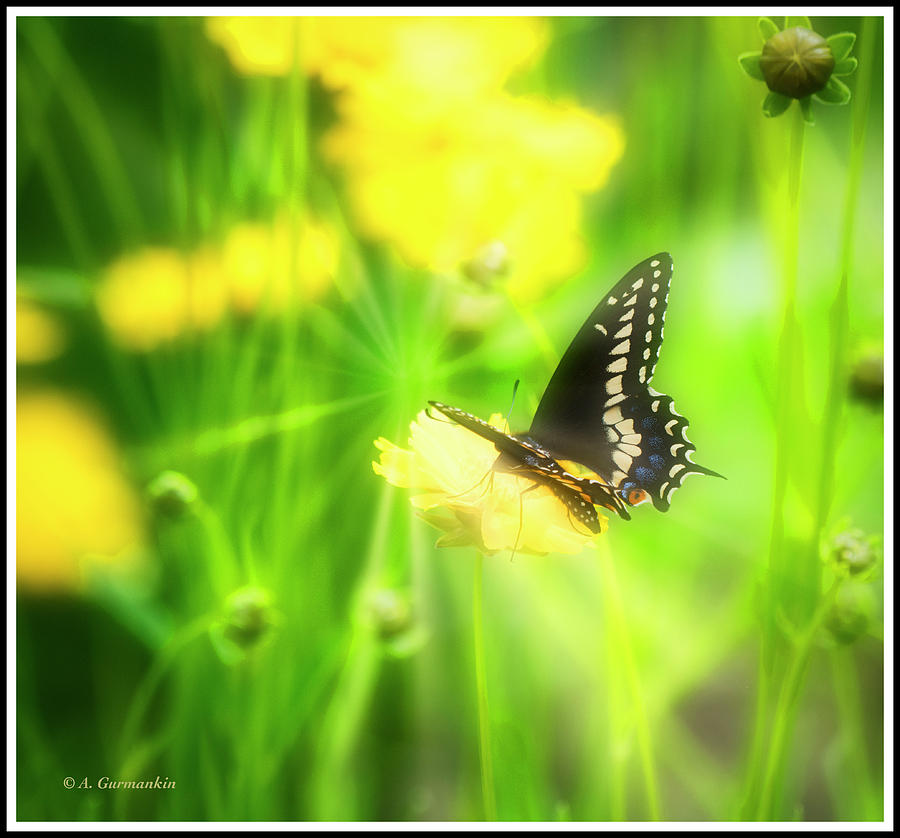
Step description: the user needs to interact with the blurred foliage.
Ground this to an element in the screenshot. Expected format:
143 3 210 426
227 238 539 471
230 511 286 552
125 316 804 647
15 15 884 823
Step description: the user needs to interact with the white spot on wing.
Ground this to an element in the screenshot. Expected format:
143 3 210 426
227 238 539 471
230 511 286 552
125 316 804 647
650 259 660 267
594 323 607 334
638 366 647 383
608 296 618 305
620 433 641 445
625 294 638 306
614 322 633 339
606 375 623 395
669 463 686 477
631 278 644 290
645 330 653 343
670 443 684 455
612 450 632 471
653 269 661 278
651 400 660 412
619 308 635 322
615 418 635 435
643 348 651 360
611 340 630 355
647 313 655 325
665 419 678 435
620 443 641 457
649 298 658 309
607 356 628 373
604 406 623 425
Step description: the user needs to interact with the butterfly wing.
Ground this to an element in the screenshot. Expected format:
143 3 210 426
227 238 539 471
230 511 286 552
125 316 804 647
428 401 624 525
527 253 720 512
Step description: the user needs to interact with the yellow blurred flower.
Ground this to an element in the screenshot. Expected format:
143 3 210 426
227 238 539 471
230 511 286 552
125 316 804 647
222 211 340 315
373 410 604 555
16 296 66 363
205 17 623 303
16 390 144 592
96 248 195 351
96 212 340 350
325 92 624 302
205 16 303 76
206 16 546 93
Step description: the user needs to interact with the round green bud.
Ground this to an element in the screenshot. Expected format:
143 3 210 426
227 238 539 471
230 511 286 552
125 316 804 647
828 529 879 576
760 27 835 99
462 241 510 288
220 586 276 650
147 470 198 518
849 353 883 404
825 580 877 644
368 588 413 640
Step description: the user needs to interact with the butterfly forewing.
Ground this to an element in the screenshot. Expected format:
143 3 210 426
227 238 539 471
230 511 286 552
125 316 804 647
528 254 671 468
527 252 718 510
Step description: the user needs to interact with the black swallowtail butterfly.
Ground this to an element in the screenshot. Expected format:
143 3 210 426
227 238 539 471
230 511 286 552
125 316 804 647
429 253 721 533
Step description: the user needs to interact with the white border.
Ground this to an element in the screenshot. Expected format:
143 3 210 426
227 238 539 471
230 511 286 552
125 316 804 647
8 7 894 832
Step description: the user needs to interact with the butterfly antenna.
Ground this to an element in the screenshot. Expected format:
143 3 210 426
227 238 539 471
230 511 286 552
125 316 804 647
503 379 520 433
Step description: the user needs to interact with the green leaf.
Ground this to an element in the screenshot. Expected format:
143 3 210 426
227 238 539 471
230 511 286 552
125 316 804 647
738 51 765 80
834 56 858 76
786 16 812 30
799 97 815 125
814 76 851 105
763 91 792 118
827 31 857 62
758 17 779 42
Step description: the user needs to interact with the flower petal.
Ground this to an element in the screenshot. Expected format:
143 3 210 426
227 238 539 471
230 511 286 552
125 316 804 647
814 76 851 105
827 32 857 62
738 51 765 81
762 91 792 118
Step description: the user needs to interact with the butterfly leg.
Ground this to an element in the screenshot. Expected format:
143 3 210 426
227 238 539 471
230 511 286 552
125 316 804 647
510 480 543 563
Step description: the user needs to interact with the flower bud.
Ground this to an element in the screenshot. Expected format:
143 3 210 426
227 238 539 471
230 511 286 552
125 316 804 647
827 529 880 576
462 241 510 288
209 586 278 664
147 470 198 518
760 27 835 99
368 588 413 640
825 580 877 644
849 353 883 404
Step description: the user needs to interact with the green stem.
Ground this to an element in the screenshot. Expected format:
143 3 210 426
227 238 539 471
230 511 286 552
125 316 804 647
743 102 807 820
473 551 498 821
829 646 880 820
812 16 876 541
598 543 661 820
117 616 212 772
755 581 840 819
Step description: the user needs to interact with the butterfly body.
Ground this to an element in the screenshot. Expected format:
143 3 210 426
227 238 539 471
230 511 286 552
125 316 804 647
430 252 721 529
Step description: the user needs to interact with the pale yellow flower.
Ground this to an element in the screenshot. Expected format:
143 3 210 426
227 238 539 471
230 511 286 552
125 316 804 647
373 410 605 555
16 297 65 363
16 390 144 592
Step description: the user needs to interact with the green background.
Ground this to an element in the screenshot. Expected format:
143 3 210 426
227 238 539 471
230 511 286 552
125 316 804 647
16 16 885 822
